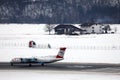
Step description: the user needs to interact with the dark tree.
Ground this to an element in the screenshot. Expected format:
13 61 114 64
44 24 55 35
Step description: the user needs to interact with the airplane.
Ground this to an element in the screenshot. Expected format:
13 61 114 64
10 47 66 66
29 40 51 48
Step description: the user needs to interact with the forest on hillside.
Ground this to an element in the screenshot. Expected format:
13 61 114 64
0 0 120 23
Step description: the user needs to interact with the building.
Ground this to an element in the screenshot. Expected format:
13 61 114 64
54 24 83 35
80 23 104 34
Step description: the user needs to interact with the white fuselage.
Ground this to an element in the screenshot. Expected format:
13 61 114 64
35 55 63 63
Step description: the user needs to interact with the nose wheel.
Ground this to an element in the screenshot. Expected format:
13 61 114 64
10 62 13 66
41 63 44 66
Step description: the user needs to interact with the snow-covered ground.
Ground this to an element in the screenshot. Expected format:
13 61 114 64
0 24 120 64
0 24 120 35
0 70 120 80
0 24 46 35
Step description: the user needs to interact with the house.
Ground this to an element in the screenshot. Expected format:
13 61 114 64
80 23 105 34
54 24 83 35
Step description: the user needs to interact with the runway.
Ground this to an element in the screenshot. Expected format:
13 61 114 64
0 62 120 80
0 62 120 73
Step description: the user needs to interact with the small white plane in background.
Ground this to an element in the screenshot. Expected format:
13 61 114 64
10 47 66 66
29 40 51 48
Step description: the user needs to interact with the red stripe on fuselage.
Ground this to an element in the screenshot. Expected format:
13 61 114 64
56 55 63 58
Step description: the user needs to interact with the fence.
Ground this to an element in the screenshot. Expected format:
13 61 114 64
0 40 120 50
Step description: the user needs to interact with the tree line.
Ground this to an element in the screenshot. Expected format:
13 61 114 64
0 0 120 23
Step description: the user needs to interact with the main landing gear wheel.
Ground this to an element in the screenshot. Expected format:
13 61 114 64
29 63 32 67
41 63 44 66
10 62 13 66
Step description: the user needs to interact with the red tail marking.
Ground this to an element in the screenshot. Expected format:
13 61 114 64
60 47 66 50
29 41 32 47
56 47 66 58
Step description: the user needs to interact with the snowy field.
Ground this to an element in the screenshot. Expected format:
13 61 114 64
0 24 120 64
0 24 120 80
0 70 120 80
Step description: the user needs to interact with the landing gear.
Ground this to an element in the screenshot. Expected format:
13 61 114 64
41 63 44 66
10 62 13 66
29 63 32 67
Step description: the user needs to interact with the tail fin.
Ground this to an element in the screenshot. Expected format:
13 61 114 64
29 41 36 48
56 47 66 58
